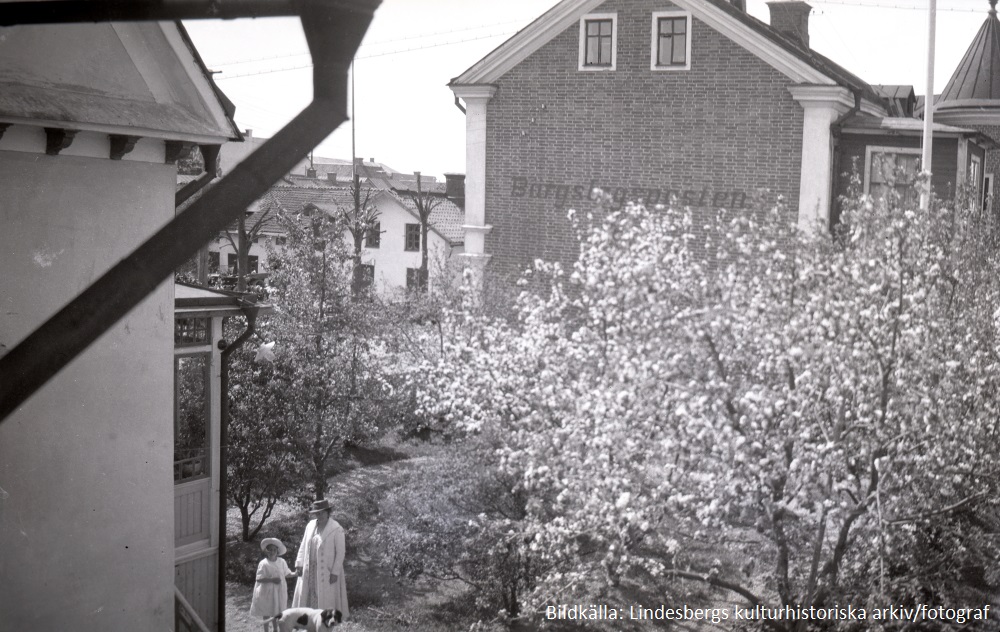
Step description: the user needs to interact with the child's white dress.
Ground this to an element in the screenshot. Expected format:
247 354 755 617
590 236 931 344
249 556 292 618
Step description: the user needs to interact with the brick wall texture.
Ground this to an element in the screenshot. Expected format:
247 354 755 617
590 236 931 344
483 0 805 280
968 125 1000 189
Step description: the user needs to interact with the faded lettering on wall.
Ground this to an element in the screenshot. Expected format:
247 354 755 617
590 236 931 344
509 176 751 210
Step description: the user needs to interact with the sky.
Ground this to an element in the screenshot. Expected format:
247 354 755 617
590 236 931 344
184 0 997 180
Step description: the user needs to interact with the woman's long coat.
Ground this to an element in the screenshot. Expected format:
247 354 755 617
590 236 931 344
291 517 349 616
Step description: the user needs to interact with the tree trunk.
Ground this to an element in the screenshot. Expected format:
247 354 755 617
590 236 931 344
237 214 249 293
240 502 252 542
419 222 429 292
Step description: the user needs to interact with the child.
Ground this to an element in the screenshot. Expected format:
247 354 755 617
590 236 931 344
250 537 297 632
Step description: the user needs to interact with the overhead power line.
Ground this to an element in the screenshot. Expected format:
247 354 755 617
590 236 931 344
811 0 986 11
214 30 516 80
209 18 527 68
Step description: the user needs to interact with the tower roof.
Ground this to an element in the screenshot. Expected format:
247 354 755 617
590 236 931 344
936 1 1000 117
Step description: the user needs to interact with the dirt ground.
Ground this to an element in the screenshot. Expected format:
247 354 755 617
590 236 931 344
222 442 496 632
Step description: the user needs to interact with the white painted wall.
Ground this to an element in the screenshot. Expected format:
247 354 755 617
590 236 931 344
205 197 458 295
0 151 176 631
358 194 455 294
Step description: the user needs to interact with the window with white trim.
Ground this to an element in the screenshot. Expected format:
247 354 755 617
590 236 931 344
652 11 691 70
984 173 994 213
969 154 982 209
864 146 921 207
174 353 210 483
579 13 617 71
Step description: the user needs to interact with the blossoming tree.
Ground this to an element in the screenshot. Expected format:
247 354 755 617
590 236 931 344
412 182 1000 626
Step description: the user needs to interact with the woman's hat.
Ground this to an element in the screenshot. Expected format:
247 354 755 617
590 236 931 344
308 499 333 515
260 538 287 555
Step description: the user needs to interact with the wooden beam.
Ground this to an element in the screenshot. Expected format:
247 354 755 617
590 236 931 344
0 0 377 422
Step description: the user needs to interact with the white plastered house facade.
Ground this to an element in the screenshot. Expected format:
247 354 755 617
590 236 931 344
0 21 238 631
204 186 464 296
361 190 464 295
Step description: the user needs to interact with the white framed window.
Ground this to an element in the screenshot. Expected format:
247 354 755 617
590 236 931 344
984 172 994 212
864 146 922 206
651 10 692 71
968 153 982 209
579 13 617 71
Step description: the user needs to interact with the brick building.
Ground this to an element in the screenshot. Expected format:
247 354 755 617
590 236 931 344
449 0 994 281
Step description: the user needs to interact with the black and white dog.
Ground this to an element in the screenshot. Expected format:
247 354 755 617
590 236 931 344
268 608 342 632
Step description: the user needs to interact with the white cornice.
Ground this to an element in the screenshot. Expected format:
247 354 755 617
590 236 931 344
451 85 498 100
462 224 493 234
788 84 855 109
451 0 606 85
788 85 887 117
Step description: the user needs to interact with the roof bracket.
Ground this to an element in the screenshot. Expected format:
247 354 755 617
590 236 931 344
109 134 141 160
44 127 78 155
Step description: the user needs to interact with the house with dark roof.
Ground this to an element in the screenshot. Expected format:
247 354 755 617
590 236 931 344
205 176 465 295
201 138 466 293
448 0 993 281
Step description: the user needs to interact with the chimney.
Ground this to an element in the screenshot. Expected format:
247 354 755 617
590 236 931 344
768 1 811 47
306 167 317 178
444 173 466 207
327 172 338 184
369 157 375 164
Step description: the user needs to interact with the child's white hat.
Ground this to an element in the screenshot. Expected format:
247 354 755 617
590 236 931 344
260 537 286 555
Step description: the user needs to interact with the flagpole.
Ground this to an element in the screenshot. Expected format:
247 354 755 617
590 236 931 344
351 59 357 182
921 0 936 210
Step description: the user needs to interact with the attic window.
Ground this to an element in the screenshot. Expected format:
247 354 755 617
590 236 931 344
652 11 691 70
579 13 617 71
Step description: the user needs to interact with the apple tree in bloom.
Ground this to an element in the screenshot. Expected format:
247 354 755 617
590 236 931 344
412 181 1000 626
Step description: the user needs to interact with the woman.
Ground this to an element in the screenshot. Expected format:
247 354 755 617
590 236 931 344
291 499 349 618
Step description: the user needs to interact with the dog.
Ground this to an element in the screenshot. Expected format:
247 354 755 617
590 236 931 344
268 607 342 632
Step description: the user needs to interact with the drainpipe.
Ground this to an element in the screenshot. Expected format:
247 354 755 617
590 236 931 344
828 89 862 232
218 305 259 632
0 0 379 422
